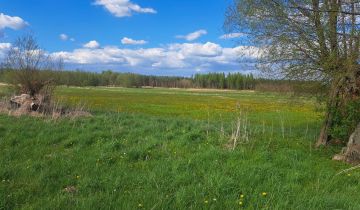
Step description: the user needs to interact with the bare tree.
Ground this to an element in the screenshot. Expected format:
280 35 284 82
226 0 360 147
5 34 61 96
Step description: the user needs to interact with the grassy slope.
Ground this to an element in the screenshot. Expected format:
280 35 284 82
1 87 359 209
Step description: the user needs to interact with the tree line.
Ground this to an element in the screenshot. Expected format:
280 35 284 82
0 68 321 93
193 73 256 90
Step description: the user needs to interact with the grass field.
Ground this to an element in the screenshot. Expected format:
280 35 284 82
1 86 360 209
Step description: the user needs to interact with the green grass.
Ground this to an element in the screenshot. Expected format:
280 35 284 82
1 86 359 209
55 86 321 122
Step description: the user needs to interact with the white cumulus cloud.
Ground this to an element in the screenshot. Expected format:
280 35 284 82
169 42 222 57
0 42 11 58
219 33 245 39
121 37 147 45
60 34 75 42
52 42 261 75
176 30 207 41
59 34 68 41
0 13 28 30
0 42 11 49
94 0 157 17
83 40 100 49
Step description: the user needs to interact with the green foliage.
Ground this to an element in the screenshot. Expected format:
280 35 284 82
193 72 256 90
0 85 17 98
330 99 360 141
0 69 15 84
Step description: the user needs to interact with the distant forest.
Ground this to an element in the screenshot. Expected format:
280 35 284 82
0 69 323 94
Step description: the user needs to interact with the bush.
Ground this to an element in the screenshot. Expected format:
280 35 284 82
330 100 360 142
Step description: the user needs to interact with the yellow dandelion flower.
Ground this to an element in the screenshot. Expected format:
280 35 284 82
261 192 267 196
347 173 351 176
204 200 208 204
240 194 244 198
76 175 80 179
239 201 243 205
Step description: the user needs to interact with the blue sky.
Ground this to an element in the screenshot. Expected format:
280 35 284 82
0 0 258 76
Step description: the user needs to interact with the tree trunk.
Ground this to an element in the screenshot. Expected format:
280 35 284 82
316 78 343 147
316 100 337 147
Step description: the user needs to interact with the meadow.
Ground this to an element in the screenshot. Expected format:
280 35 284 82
1 86 360 209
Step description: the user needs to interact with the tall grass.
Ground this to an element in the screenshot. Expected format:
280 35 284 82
0 112 358 209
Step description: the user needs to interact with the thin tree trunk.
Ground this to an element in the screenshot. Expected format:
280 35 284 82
317 108 334 147
316 78 343 147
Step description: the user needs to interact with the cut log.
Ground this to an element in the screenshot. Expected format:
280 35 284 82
10 94 31 108
10 94 40 112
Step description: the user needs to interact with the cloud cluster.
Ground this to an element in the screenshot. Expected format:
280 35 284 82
0 13 27 30
83 40 100 49
176 30 207 41
52 42 260 75
121 37 147 45
94 0 157 17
